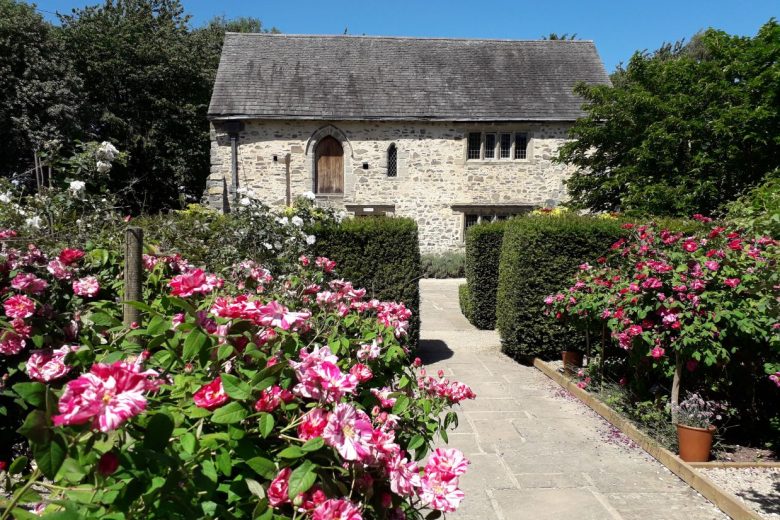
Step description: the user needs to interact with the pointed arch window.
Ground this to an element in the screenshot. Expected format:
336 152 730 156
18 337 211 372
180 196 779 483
387 144 397 178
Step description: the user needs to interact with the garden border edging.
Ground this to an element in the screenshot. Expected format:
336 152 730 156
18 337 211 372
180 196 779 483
533 358 763 520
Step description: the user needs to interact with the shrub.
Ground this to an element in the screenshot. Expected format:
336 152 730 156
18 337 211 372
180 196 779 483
496 214 625 360
547 218 780 436
421 252 465 278
0 232 474 518
314 217 422 346
464 221 506 329
458 283 473 322
726 168 780 239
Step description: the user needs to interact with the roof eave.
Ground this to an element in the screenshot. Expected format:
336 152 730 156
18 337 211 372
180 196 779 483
207 114 581 123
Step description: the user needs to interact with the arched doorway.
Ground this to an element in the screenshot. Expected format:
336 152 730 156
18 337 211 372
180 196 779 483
314 136 344 194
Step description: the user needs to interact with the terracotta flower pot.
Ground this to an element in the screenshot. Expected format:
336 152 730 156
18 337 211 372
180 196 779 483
676 423 716 462
562 351 583 375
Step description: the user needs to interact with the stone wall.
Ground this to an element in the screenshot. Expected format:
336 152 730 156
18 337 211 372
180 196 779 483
206 120 575 253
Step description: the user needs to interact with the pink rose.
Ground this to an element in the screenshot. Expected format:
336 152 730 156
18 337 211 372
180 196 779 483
53 362 159 432
4 294 36 319
193 377 229 410
72 276 100 298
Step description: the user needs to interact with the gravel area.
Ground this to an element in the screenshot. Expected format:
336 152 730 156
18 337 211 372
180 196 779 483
702 467 780 519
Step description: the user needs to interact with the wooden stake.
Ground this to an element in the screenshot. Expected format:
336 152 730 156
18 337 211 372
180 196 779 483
123 227 144 329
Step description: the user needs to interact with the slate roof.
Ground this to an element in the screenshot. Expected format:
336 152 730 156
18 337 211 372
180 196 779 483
208 34 610 122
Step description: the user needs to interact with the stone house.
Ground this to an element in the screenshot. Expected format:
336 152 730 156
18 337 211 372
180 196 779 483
206 34 610 253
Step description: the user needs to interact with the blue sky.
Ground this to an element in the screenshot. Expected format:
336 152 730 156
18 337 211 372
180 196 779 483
33 0 777 71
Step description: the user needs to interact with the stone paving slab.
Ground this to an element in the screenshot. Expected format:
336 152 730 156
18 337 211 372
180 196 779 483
419 279 728 520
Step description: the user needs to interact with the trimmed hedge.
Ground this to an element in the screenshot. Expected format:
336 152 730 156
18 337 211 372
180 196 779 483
496 215 626 361
458 283 473 323
314 217 422 345
464 221 506 329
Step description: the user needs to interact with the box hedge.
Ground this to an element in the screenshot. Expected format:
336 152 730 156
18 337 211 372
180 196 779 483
314 217 421 345
464 221 507 329
496 215 626 361
458 283 473 323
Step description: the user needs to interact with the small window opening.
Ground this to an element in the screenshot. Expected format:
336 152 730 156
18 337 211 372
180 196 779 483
500 133 511 159
515 133 528 159
387 144 397 177
484 134 496 159
467 133 481 159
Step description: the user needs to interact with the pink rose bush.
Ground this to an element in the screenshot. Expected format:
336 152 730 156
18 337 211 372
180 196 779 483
545 219 779 415
1 232 475 519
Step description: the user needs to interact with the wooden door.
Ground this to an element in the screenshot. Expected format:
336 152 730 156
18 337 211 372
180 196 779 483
315 136 344 194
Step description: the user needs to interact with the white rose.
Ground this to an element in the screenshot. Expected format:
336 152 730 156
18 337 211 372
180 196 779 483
25 216 42 229
240 197 251 206
306 235 316 245
0 192 10 204
302 191 316 201
69 180 86 192
291 216 304 227
98 141 119 161
96 161 112 174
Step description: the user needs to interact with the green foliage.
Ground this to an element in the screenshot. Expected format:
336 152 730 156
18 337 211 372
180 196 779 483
558 19 780 216
726 168 780 238
314 217 422 346
0 0 271 210
420 252 465 279
464 221 506 329
496 215 625 360
458 284 473 323
0 0 81 179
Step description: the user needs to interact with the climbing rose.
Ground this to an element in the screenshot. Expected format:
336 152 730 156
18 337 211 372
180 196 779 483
349 363 373 383
255 300 311 330
169 269 222 297
312 499 363 520
651 346 665 359
193 377 229 410
4 294 35 319
53 362 158 432
46 259 72 280
322 403 373 461
268 468 291 507
298 408 329 440
254 385 294 412
315 256 336 273
418 472 465 513
58 248 85 265
386 453 422 496
0 331 25 356
425 448 469 480
26 345 75 382
681 239 699 253
72 276 100 297
724 278 741 288
11 273 48 295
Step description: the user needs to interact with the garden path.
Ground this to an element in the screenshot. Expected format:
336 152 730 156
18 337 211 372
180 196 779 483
418 278 728 520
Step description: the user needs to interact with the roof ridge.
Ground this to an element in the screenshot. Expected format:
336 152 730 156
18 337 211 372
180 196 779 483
223 32 595 43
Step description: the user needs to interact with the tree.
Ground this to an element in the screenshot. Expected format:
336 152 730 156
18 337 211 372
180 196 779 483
57 1 270 211
558 19 780 216
542 33 578 40
0 0 81 183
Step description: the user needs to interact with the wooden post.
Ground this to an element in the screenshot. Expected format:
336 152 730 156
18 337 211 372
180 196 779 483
123 227 144 328
671 351 682 424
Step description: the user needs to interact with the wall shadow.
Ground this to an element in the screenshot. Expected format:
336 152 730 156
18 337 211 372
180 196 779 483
418 339 454 364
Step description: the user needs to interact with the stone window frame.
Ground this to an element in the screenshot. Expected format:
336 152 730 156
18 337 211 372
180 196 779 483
464 128 534 163
304 125 354 199
386 143 398 178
